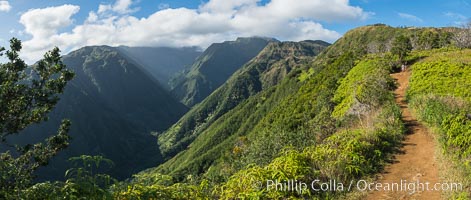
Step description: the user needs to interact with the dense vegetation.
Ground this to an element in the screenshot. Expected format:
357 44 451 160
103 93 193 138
217 55 403 199
407 49 471 198
113 25 457 199
0 38 74 199
105 52 405 199
117 25 454 199
158 40 328 160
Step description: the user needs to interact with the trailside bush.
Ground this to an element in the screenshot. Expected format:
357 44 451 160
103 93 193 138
407 49 471 101
442 115 471 158
332 56 394 118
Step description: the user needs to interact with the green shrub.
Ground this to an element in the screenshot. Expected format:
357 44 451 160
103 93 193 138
442 114 471 158
332 56 394 118
407 49 471 100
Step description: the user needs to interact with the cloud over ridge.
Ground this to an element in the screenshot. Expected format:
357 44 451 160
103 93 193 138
19 0 370 63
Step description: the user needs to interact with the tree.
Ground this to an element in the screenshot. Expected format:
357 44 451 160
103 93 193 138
0 38 74 199
391 35 412 63
417 30 439 50
454 21 471 48
20 155 116 199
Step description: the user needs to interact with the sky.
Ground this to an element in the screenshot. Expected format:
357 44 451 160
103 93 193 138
0 0 469 63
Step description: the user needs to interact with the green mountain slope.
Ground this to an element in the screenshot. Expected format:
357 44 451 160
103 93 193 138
123 25 456 199
117 46 201 89
7 46 188 181
221 25 453 172
156 40 329 168
170 37 277 106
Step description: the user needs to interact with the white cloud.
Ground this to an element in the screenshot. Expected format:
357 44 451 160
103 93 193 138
98 4 112 14
200 0 259 13
113 0 134 13
86 11 98 23
0 1 11 12
19 0 369 63
398 12 423 23
98 0 137 14
19 5 80 61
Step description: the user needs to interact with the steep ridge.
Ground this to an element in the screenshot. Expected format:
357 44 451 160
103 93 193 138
8 46 188 181
137 25 455 190
150 41 328 180
157 40 329 160
170 37 277 106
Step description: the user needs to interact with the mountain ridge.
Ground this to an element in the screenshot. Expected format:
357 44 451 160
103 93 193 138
155 39 330 179
140 25 457 185
170 36 278 106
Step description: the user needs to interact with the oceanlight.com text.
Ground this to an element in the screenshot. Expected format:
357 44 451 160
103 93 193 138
263 179 463 194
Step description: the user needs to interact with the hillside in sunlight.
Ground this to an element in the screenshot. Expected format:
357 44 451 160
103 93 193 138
112 25 464 200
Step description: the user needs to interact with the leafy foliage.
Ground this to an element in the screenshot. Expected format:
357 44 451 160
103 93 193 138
20 155 116 200
0 38 74 199
0 38 74 139
332 56 395 118
407 49 471 100
391 35 412 63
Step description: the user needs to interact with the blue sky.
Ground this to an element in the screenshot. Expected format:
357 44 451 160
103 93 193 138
0 0 469 63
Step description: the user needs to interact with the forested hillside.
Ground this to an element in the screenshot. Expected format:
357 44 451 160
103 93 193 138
157 40 329 161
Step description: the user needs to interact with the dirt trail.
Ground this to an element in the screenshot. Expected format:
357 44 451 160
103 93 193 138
366 70 441 200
